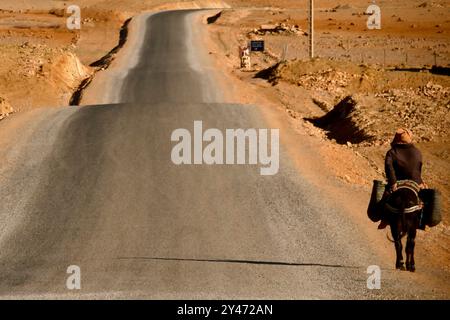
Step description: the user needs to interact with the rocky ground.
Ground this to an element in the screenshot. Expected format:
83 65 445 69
259 59 450 146
0 2 121 115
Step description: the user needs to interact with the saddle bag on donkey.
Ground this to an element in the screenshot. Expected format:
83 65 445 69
367 180 385 222
419 188 442 227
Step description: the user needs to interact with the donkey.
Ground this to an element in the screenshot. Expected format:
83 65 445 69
383 181 423 272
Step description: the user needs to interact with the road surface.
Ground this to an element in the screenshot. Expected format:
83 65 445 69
0 10 448 299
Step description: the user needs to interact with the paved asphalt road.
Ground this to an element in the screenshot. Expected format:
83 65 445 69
0 10 447 299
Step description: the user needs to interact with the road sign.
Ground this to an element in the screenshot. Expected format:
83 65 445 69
250 40 265 52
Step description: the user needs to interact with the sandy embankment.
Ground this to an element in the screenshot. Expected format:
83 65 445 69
80 12 149 105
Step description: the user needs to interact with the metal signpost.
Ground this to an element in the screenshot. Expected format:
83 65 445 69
309 0 314 59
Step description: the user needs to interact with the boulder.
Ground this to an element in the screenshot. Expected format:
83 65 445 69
0 97 14 120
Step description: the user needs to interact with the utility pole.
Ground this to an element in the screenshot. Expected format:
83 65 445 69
309 0 314 59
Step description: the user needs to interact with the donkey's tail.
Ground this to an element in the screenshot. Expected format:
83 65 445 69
386 231 395 243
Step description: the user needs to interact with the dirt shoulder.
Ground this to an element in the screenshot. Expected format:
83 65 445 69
199 5 450 279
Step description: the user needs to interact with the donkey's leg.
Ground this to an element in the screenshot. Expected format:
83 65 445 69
394 239 405 270
406 228 417 272
391 223 405 270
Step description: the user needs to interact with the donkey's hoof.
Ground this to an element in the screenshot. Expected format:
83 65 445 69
406 264 416 272
396 263 406 271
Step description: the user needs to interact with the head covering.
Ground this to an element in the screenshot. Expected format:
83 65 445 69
392 128 413 145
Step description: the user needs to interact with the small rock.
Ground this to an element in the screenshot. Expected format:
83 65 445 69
0 97 14 120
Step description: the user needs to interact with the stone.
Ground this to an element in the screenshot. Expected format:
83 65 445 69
0 97 14 120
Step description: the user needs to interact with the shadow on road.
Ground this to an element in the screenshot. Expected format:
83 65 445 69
117 256 360 269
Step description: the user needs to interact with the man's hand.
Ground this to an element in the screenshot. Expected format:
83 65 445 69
390 183 398 192
419 182 428 189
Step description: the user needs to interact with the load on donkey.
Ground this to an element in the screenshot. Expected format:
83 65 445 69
367 128 441 272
